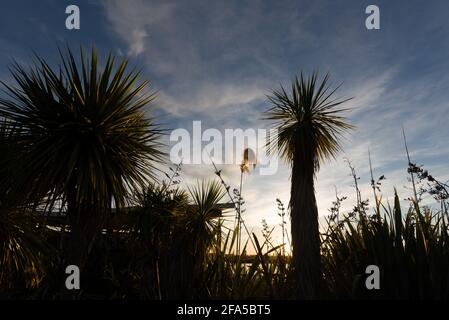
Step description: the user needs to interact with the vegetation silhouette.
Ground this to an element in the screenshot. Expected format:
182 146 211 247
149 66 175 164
0 49 449 300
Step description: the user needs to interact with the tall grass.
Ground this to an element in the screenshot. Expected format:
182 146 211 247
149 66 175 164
322 192 449 299
1 157 449 299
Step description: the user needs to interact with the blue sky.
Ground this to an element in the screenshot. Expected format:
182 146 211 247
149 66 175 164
1 0 449 247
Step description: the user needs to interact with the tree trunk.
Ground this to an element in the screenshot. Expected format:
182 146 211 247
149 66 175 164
290 138 321 299
65 205 100 270
62 184 102 299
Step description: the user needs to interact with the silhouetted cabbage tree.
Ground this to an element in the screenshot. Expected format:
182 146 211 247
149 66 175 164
0 47 165 273
264 72 353 299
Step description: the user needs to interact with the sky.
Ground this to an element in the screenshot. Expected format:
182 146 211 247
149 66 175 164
1 0 449 248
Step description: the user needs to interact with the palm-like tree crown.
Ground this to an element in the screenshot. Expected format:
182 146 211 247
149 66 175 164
187 180 225 239
264 72 354 170
0 47 164 211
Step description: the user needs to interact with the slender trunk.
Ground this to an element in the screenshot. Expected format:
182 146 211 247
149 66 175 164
65 204 100 270
290 138 321 299
62 182 102 298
